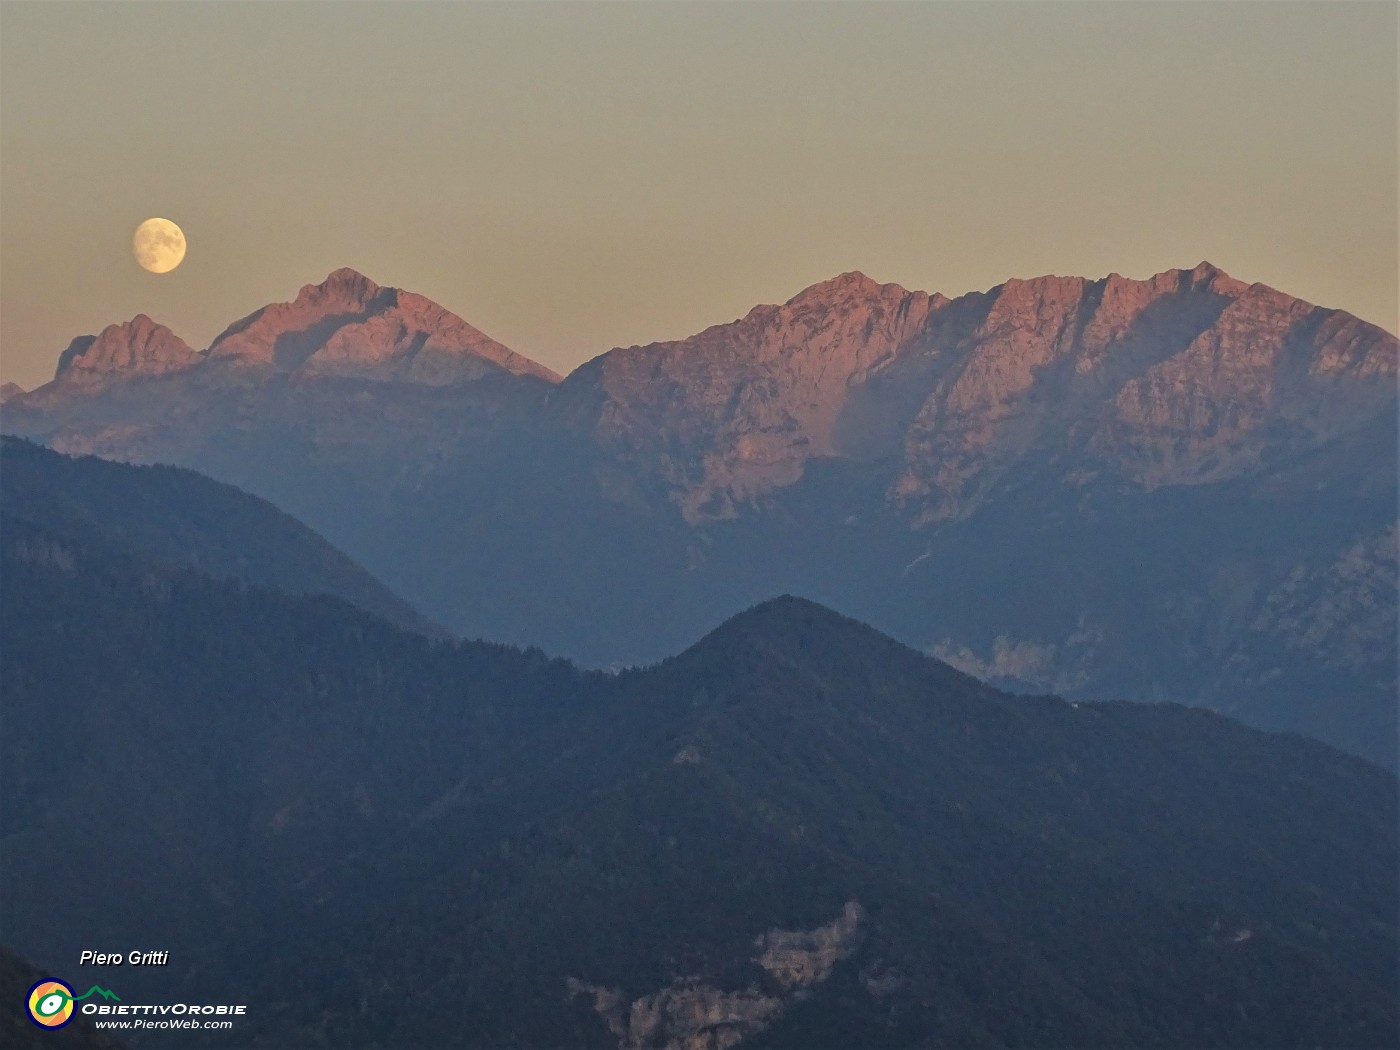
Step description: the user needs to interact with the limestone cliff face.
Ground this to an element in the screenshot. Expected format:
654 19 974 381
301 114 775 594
753 900 864 989
1090 281 1397 489
205 268 560 384
563 262 1396 524
570 902 864 1050
1248 524 1398 675
567 272 941 520
575 980 783 1050
51 314 199 387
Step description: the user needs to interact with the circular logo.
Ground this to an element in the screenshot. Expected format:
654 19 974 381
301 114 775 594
28 979 75 1029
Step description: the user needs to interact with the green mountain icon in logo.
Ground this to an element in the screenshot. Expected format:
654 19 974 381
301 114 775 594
72 986 120 1002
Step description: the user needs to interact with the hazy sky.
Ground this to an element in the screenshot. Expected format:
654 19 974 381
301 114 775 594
2 2 1395 389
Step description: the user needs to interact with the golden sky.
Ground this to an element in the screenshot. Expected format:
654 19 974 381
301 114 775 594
1 2 1395 389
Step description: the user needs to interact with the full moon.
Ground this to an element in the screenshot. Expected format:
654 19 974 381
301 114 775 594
133 217 186 274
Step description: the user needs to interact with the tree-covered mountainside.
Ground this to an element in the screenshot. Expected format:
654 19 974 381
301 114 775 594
0 437 441 636
2 493 1394 1048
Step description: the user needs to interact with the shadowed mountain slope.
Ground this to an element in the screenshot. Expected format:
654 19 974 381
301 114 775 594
1 485 1394 1048
0 437 441 636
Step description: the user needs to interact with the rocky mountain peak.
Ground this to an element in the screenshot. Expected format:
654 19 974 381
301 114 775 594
786 270 907 306
294 267 390 312
53 314 199 385
1190 259 1224 281
1183 260 1249 296
205 270 558 384
572 269 943 521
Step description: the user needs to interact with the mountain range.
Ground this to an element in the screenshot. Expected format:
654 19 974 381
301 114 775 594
2 262 1394 765
3 444 1395 1049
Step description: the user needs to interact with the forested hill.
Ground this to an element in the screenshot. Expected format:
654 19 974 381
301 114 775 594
0 437 441 636
1 502 1394 1047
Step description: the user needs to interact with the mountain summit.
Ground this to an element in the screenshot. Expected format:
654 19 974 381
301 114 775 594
53 313 199 386
204 268 561 384
36 269 559 397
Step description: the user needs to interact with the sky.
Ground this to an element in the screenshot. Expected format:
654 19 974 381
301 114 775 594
1 1 1395 390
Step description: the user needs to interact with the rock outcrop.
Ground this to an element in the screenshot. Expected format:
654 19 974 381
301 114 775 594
1248 524 1398 675
753 900 864 989
571 902 864 1050
52 315 199 387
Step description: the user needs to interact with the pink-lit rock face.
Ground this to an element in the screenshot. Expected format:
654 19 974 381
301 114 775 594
52 314 200 387
568 271 944 520
565 262 1396 523
12 262 1396 528
205 268 560 385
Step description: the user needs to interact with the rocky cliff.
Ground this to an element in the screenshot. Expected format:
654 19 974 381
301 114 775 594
563 261 1395 525
52 314 200 388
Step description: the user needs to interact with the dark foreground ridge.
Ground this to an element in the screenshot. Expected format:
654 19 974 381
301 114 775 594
0 437 443 636
2 480 1394 1048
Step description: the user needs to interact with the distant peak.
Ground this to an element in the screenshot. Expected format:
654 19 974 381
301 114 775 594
324 266 378 286
787 271 901 305
1178 260 1249 297
830 270 879 287
296 267 387 307
54 314 197 383
203 268 559 384
103 314 186 344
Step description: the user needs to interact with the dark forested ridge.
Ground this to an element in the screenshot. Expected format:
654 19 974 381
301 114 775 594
0 437 441 635
2 486 1395 1049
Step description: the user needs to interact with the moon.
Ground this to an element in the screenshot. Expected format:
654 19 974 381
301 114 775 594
133 218 186 274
